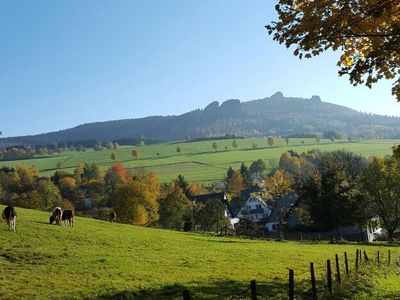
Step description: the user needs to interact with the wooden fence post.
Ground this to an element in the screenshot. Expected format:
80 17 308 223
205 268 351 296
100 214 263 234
183 289 190 300
388 249 391 265
377 251 380 266
250 280 257 300
344 252 349 275
363 251 369 263
355 249 359 270
289 269 294 300
359 248 362 262
310 263 317 300
335 254 341 285
327 259 332 295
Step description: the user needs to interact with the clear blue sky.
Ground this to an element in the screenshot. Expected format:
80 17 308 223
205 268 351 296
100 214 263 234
1 0 399 137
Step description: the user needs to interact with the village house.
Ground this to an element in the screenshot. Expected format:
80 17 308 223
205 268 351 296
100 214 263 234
236 192 382 242
237 195 271 223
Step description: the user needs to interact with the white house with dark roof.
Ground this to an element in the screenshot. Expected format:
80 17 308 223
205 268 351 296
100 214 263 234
237 195 271 223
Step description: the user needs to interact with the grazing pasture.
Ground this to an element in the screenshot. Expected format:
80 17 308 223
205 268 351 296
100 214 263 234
1 138 399 183
0 206 399 299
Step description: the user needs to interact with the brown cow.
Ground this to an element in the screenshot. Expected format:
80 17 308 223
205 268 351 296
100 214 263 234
62 209 74 226
109 211 117 223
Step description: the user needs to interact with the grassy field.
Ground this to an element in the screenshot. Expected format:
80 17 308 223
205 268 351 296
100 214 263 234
1 138 399 183
1 205 399 299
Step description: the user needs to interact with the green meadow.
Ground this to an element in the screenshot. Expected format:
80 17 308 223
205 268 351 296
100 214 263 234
0 205 399 299
1 138 399 183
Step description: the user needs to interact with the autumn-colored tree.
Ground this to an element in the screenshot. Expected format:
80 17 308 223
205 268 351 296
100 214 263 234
73 164 85 183
131 149 139 159
5 171 21 193
267 136 275 147
266 170 294 239
228 170 244 197
113 172 160 225
58 177 77 200
16 165 38 192
266 169 293 200
110 163 129 181
279 152 301 177
187 182 205 196
232 140 238 150
212 142 218 152
111 152 117 161
105 141 114 150
267 1 400 101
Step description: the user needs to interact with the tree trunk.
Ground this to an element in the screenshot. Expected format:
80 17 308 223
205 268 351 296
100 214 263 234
387 229 394 242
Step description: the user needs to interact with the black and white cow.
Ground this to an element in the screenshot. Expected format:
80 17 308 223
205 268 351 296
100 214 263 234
2 205 17 231
50 207 63 225
62 209 74 226
109 211 117 223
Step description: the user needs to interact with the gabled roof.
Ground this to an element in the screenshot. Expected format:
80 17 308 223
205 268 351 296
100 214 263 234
240 186 261 200
267 192 299 223
189 192 225 203
237 195 272 220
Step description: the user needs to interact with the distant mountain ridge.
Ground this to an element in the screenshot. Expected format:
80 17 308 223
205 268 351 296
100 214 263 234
2 92 400 147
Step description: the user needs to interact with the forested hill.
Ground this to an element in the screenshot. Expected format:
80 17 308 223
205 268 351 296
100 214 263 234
2 92 400 147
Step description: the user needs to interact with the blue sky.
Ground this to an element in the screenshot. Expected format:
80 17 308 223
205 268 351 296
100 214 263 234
1 1 399 137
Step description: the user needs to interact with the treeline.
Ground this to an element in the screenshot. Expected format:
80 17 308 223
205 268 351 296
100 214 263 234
0 163 228 232
0 146 57 161
0 138 154 161
275 147 400 241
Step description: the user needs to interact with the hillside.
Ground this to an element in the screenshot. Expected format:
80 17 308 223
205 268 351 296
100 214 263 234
2 92 400 147
1 138 399 182
1 205 399 299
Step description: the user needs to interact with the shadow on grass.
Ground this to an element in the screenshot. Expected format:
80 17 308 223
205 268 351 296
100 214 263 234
96 279 302 300
30 221 50 225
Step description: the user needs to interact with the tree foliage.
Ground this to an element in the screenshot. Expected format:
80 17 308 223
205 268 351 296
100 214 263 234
227 170 244 197
131 149 139 159
267 0 400 100
361 156 400 241
267 136 275 147
159 185 192 230
113 172 160 225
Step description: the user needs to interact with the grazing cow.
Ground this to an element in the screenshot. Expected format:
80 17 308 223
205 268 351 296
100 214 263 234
2 205 17 231
50 207 63 225
62 209 74 226
109 211 117 223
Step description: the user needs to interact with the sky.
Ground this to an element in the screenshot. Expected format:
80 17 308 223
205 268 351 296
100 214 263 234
1 1 399 138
